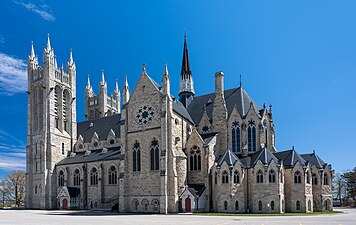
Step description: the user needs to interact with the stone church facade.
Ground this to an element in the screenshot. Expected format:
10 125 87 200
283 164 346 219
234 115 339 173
26 34 334 213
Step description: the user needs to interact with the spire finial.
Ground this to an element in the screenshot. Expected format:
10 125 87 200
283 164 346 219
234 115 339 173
142 63 146 72
124 75 128 87
87 74 91 87
46 33 51 52
69 48 73 64
30 41 35 59
263 103 267 109
115 79 119 91
164 62 169 75
240 74 242 87
269 104 273 114
101 69 106 85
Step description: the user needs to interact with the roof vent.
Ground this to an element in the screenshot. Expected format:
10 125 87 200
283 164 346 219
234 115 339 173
89 122 93 127
101 148 108 154
70 152 76 158
84 150 91 156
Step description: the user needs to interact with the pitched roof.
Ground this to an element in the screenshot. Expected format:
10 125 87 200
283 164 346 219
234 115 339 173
57 146 123 166
187 184 205 198
217 150 240 167
77 114 121 142
274 149 306 168
300 152 326 169
172 99 194 124
186 87 260 124
200 132 218 145
251 147 280 166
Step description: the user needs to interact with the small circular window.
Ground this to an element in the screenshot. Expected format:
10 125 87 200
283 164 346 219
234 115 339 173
78 144 83 149
109 139 115 145
175 118 179 125
93 142 98 147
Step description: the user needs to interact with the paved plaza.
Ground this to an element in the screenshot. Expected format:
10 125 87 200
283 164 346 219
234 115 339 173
0 208 355 225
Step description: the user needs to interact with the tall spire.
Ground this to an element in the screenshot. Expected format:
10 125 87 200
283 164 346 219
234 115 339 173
69 48 74 65
29 41 35 59
180 33 192 80
100 69 106 86
115 79 119 92
86 74 91 88
178 32 195 107
45 33 51 52
123 75 130 104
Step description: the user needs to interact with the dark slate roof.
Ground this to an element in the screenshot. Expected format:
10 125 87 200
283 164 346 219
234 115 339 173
187 87 260 124
187 184 205 198
77 114 121 142
57 147 122 166
172 99 194 124
300 152 327 169
67 187 80 198
200 132 218 145
274 149 306 168
251 147 280 166
217 150 240 167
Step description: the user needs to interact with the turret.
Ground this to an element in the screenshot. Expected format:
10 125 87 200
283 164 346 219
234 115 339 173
43 34 55 65
178 33 195 107
162 63 171 98
114 79 121 113
122 75 130 104
28 41 38 70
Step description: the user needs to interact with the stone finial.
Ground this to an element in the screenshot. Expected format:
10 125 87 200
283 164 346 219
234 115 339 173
45 33 51 52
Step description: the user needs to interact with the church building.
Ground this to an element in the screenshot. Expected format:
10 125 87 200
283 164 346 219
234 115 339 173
26 34 334 213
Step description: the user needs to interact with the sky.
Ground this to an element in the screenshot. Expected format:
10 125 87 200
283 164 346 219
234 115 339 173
0 0 355 179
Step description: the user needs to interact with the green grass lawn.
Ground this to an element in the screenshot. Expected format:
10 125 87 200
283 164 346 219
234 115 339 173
193 210 343 216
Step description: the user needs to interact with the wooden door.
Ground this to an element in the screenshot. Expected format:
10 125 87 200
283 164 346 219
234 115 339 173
62 199 68 209
185 197 191 212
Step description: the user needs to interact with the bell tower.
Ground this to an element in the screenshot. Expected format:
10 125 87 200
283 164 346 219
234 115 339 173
26 35 77 209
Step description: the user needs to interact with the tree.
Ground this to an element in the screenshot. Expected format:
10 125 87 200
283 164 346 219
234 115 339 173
0 170 25 207
343 167 356 201
333 172 347 203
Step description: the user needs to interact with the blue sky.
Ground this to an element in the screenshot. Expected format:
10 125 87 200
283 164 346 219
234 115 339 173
0 0 355 179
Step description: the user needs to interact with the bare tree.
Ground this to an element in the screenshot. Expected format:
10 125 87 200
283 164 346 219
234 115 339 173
333 172 347 204
0 170 25 207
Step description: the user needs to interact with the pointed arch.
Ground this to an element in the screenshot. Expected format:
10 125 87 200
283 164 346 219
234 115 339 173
150 138 159 170
232 121 241 153
189 145 201 171
247 119 256 152
133 141 141 171
108 165 117 184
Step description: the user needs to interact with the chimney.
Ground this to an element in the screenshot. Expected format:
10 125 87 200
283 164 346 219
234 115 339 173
215 71 224 96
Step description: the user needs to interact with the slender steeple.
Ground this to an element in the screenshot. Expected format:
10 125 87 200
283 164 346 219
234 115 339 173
178 33 195 107
122 75 130 104
45 33 51 53
29 41 35 60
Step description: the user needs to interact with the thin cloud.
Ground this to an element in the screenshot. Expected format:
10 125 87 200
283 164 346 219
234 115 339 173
13 0 55 22
0 144 26 171
0 52 27 95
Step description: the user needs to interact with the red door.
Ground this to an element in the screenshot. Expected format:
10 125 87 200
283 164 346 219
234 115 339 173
62 199 68 209
185 197 191 212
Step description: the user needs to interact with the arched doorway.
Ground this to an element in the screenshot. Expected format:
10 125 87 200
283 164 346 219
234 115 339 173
185 197 191 212
62 199 68 209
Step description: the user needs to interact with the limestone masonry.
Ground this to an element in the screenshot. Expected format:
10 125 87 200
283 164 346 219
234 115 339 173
26 34 334 213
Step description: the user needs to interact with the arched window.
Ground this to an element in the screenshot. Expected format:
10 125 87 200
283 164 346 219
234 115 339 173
73 169 80 186
189 146 201 171
256 170 263 183
108 166 117 185
269 170 276 183
141 199 149 211
323 174 329 185
231 121 241 153
296 200 301 211
294 171 302 184
58 170 64 187
152 199 159 212
247 120 256 152
63 90 70 132
224 201 228 210
222 171 229 184
133 141 141 171
90 167 98 185
263 120 268 146
150 139 159 171
54 86 60 129
258 201 262 211
235 201 239 211
312 173 318 185
214 172 218 185
132 199 139 211
271 201 275 211
234 171 240 184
